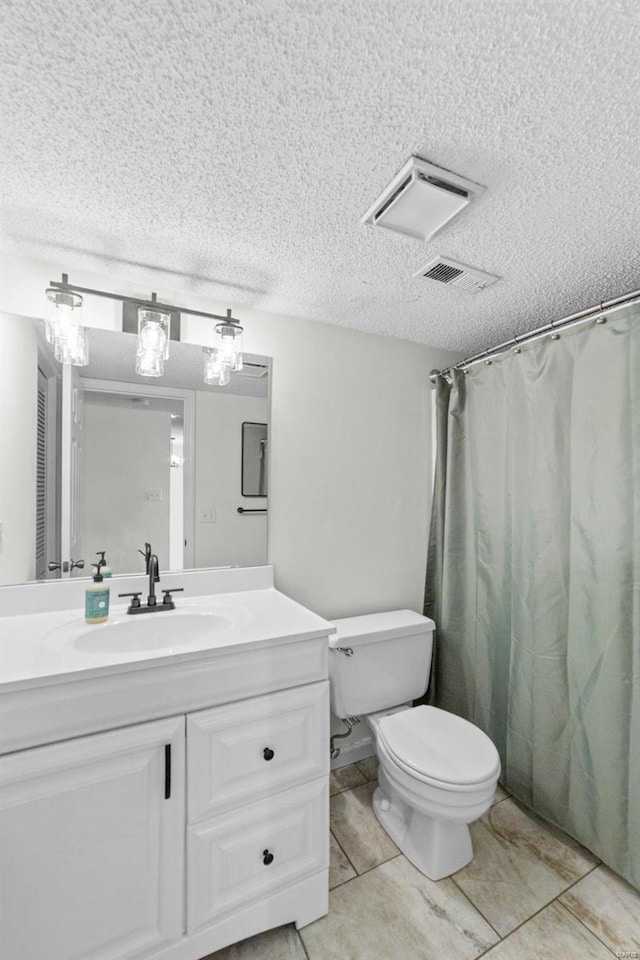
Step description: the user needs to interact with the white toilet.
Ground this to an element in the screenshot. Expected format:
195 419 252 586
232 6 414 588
329 610 500 880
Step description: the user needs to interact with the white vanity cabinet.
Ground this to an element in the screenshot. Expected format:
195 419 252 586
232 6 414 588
0 716 186 960
186 682 329 934
0 570 333 960
1 653 330 959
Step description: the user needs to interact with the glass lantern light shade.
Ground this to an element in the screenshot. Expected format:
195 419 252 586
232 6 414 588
203 347 231 386
214 320 243 371
136 307 170 377
54 322 89 366
45 287 88 366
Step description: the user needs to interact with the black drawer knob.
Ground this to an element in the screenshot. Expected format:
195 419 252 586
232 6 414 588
262 849 274 865
263 747 275 761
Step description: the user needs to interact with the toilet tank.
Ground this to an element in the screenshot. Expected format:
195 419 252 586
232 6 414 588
329 610 435 718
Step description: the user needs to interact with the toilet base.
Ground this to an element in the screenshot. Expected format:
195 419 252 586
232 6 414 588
373 775 474 881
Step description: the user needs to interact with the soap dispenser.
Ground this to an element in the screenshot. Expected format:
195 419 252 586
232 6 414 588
92 550 112 578
85 556 110 624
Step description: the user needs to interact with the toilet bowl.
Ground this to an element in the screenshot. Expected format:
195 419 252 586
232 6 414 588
329 611 501 880
369 705 500 879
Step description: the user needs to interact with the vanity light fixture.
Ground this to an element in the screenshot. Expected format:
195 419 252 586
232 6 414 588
136 297 171 378
44 274 245 386
44 278 89 366
202 309 244 386
214 310 244 372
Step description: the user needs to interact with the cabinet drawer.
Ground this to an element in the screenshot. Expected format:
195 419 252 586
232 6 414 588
186 778 328 931
187 681 329 822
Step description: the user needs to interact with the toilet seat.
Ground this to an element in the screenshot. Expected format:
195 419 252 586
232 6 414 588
377 706 500 788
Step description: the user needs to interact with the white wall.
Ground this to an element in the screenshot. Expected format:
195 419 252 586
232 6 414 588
0 254 461 615
83 405 171 575
185 310 459 619
195 392 268 569
0 313 37 584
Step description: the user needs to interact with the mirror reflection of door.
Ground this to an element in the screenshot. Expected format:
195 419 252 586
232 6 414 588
241 422 268 497
35 366 59 579
61 365 84 578
82 389 185 576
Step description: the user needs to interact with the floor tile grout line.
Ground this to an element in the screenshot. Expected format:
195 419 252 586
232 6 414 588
328 852 404 892
295 924 311 960
555 867 621 957
449 875 503 941
469 860 605 958
554 899 618 957
330 779 402 877
330 827 358 880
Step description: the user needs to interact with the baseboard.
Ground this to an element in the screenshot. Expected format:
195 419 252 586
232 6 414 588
330 734 375 769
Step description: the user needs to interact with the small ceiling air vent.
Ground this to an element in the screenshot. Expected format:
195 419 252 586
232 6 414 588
362 156 485 241
415 256 501 294
235 362 268 378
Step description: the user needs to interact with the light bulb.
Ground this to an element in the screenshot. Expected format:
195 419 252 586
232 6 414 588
45 287 87 365
214 320 243 371
136 308 170 377
203 347 232 386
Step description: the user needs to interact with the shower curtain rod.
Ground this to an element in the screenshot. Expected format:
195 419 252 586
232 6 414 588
430 287 640 382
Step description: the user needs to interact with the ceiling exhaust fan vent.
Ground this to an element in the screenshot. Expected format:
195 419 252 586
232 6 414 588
236 362 268 378
416 257 501 294
362 156 485 241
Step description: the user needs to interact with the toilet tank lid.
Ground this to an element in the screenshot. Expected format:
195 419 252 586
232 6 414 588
329 610 435 648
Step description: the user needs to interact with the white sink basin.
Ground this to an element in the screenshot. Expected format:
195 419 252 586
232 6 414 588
73 612 236 653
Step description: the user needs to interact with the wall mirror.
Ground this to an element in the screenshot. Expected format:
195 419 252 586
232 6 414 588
241 422 268 497
1 318 270 585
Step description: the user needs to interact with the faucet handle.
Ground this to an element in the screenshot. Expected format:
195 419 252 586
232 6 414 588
162 587 184 606
118 591 142 609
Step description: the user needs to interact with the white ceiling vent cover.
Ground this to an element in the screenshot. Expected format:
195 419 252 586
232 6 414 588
236 361 268 378
415 257 501 294
362 157 485 241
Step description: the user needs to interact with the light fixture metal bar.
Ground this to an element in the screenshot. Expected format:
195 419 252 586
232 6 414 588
48 276 243 326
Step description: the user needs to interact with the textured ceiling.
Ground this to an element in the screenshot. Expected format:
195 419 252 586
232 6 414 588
2 0 639 354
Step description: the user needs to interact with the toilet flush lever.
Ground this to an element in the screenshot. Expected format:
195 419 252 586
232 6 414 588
335 646 354 657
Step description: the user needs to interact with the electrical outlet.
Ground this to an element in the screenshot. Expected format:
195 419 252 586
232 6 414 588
200 509 216 523
147 488 163 502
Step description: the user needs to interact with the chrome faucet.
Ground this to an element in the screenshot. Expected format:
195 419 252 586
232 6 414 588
148 553 160 606
118 546 183 614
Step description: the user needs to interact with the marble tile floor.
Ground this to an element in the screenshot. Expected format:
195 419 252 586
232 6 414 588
204 760 640 960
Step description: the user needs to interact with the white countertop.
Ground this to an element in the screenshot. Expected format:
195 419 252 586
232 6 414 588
0 585 335 693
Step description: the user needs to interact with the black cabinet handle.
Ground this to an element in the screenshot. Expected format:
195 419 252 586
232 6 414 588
164 744 171 799
263 747 275 761
262 849 274 865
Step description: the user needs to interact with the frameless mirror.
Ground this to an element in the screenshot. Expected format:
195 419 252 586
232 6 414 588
1 318 270 584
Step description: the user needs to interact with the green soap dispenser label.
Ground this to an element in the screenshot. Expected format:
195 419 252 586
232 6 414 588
85 589 110 621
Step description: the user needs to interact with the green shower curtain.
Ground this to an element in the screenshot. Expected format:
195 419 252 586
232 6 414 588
425 304 639 890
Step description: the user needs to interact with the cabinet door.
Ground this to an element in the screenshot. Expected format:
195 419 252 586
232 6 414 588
187 681 329 822
0 716 185 960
